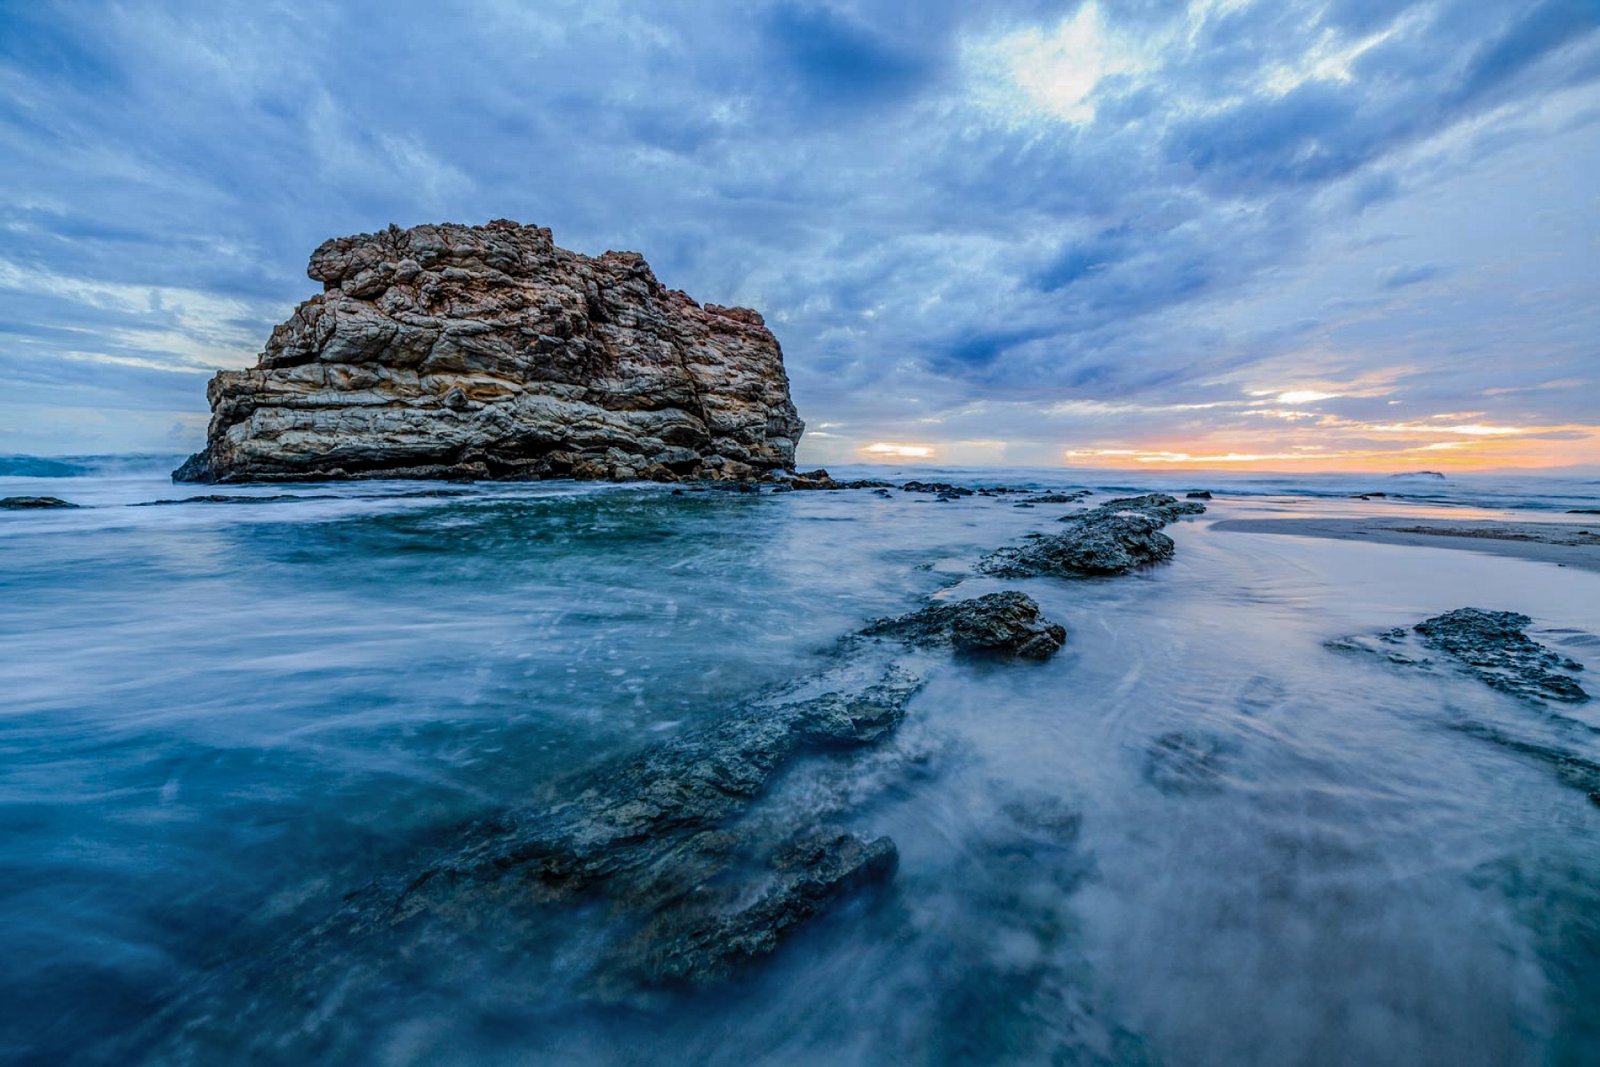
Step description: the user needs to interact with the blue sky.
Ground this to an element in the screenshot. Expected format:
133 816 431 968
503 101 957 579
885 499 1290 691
2 0 1597 469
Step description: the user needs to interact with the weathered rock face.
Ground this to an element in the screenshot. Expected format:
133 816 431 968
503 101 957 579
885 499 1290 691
174 220 804 483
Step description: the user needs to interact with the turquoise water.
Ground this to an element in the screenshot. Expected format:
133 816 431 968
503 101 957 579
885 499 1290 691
2 459 1598 1065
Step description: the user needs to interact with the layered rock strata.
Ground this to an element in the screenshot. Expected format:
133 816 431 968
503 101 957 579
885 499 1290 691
174 220 804 483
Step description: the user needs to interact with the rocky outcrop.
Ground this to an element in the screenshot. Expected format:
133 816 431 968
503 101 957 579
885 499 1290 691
174 220 804 483
0 496 78 509
778 468 895 491
1025 491 1093 504
980 493 1205 577
1328 608 1588 704
1414 608 1588 703
862 591 1067 659
1328 610 1593 805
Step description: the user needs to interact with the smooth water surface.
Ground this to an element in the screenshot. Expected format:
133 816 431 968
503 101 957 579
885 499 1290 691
2 461 1598 1065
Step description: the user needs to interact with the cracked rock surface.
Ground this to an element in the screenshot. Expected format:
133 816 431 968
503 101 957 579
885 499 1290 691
1414 608 1588 703
175 220 803 484
862 591 1068 659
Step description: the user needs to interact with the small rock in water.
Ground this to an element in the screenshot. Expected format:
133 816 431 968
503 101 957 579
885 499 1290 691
786 469 895 491
901 481 974 497
132 493 340 506
1186 490 1212 500
862 591 1068 659
0 496 79 509
1414 608 1588 703
979 494 1205 578
1330 611 1593 807
1330 608 1587 703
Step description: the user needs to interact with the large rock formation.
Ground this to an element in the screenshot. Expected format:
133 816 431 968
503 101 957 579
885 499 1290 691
174 220 804 483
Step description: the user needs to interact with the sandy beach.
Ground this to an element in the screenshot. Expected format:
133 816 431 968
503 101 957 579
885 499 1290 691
1210 515 1600 573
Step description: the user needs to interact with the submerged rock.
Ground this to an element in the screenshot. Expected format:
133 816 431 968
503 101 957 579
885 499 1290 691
1144 731 1232 795
1330 609 1588 704
862 591 1067 659
385 667 924 922
1330 610 1594 807
979 493 1205 578
1415 609 1588 704
1025 491 1092 504
174 220 804 484
0 496 78 509
1452 722 1600 806
627 827 897 986
902 481 974 497
245 590 1061 1016
131 493 342 506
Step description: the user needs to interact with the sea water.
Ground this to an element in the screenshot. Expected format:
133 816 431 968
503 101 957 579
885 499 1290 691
2 457 1598 1065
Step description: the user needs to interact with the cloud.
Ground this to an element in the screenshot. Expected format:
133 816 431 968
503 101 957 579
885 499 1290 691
1377 263 1443 289
0 0 1596 466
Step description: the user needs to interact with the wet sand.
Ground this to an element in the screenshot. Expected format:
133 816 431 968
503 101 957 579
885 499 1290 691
1211 516 1600 573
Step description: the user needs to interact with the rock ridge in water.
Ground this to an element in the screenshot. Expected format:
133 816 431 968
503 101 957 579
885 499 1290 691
1328 609 1594 805
862 591 1068 659
1329 607 1588 704
979 493 1206 577
174 220 804 483
134 589 1071 1052
0 496 79 509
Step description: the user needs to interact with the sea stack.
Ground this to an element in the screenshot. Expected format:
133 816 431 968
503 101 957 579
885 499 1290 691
174 220 804 483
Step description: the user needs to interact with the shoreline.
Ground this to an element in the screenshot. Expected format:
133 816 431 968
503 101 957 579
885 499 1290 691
1210 516 1600 573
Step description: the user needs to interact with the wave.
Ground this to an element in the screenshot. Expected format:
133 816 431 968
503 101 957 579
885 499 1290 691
0 453 187 479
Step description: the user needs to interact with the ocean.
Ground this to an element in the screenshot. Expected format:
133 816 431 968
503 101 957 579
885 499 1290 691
3 456 1599 1065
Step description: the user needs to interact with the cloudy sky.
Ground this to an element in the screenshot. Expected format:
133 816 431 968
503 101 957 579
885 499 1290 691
2 0 1597 470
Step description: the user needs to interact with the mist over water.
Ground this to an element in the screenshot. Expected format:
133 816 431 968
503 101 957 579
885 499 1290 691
2 460 1598 1065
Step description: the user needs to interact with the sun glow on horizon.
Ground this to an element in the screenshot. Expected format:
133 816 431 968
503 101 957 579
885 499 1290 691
861 442 937 459
1061 422 1600 471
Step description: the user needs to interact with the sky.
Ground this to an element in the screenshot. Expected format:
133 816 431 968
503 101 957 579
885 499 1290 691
1 0 1598 471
